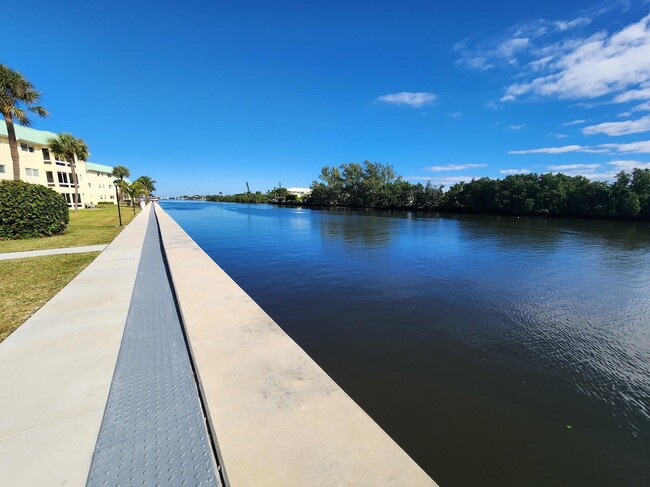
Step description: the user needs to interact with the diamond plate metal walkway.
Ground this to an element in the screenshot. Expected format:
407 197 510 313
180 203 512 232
86 209 221 486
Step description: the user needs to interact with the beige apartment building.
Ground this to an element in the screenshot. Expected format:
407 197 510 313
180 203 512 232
0 123 120 207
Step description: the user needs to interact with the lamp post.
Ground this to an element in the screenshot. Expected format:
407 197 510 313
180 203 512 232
114 179 123 227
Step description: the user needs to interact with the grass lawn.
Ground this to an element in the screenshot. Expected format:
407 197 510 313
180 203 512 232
0 204 140 253
0 252 100 342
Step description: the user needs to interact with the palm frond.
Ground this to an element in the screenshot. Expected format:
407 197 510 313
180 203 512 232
10 107 31 126
0 64 48 126
29 105 49 117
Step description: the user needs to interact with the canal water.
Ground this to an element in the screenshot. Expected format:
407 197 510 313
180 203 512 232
161 201 650 487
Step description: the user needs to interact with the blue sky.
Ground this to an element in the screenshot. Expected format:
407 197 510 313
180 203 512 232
6 0 650 195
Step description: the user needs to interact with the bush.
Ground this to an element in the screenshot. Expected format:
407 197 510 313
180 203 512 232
0 180 69 239
97 201 114 206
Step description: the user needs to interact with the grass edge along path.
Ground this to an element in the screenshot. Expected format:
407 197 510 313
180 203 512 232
0 205 140 254
0 252 100 342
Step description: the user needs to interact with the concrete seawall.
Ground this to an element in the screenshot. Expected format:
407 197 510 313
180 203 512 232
155 204 438 486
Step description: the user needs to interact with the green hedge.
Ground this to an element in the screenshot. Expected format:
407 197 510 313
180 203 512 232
0 180 69 239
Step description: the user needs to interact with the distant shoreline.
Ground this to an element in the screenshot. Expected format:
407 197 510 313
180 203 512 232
166 200 650 223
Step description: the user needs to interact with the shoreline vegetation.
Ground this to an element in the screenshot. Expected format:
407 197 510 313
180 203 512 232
202 161 650 221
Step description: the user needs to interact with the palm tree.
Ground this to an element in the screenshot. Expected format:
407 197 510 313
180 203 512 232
136 176 156 194
48 133 89 212
121 181 146 213
112 165 130 204
0 64 49 180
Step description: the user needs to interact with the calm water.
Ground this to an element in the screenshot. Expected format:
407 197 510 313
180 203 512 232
161 201 650 487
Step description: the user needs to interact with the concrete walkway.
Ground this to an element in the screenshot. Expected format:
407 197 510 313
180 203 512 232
0 206 150 486
0 244 108 260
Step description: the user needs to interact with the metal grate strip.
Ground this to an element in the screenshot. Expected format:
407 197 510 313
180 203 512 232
86 208 220 486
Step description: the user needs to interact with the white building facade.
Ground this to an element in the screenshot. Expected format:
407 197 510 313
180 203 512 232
0 123 120 207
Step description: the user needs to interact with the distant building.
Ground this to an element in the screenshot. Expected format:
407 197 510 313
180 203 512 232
0 124 123 207
286 187 312 198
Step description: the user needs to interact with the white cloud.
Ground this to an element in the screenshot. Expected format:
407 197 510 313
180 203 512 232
563 119 586 126
530 55 555 71
510 139 650 155
425 163 488 172
554 17 592 31
497 38 530 63
582 115 650 136
457 14 596 72
508 144 608 154
633 101 650 111
500 168 531 174
549 132 569 138
613 86 650 102
601 140 650 152
377 92 437 107
550 170 619 180
448 112 462 118
509 124 527 130
485 100 503 109
502 14 650 102
608 159 650 169
547 163 601 170
406 175 485 186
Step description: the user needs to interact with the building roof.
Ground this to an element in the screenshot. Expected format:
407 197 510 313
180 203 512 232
0 121 57 145
85 162 115 174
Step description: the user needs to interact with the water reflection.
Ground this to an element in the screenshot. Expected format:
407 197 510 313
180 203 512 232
318 213 397 249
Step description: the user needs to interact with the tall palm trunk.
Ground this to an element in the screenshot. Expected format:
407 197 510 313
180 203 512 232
3 115 21 180
69 154 79 212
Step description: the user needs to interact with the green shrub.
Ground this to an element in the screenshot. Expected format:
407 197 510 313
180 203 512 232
0 180 69 239
96 201 114 206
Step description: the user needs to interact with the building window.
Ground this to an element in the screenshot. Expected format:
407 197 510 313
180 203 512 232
46 171 54 184
25 168 39 177
110 195 115 200
63 193 81 205
57 172 69 186
20 143 35 153
88 182 91 187
42 148 51 163
0 165 5 173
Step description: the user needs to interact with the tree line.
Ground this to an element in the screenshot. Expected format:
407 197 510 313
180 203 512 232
304 161 650 220
206 185 298 204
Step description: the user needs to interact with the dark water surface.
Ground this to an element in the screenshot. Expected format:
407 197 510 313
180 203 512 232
161 201 650 487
